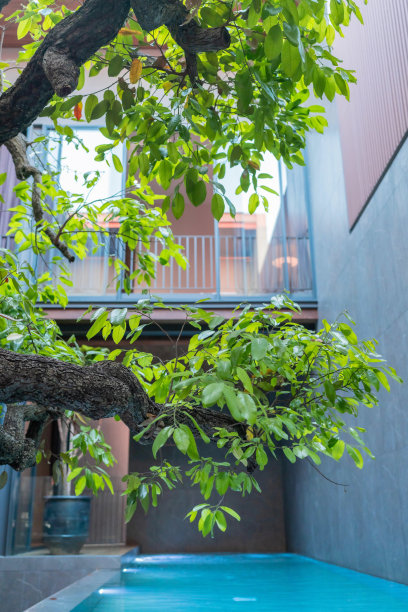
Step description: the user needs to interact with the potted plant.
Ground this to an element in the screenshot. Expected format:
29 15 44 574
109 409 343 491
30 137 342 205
43 405 116 555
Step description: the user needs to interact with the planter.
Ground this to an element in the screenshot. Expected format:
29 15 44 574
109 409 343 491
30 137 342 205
43 495 91 555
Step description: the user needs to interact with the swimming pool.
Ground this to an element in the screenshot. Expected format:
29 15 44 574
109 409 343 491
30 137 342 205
71 553 408 611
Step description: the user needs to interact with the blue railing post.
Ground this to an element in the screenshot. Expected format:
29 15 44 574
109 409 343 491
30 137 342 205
278 161 290 292
214 220 221 301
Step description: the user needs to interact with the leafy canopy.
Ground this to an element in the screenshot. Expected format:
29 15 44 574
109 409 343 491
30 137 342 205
0 0 395 537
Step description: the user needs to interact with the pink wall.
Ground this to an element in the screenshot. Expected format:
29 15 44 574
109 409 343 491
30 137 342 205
335 0 408 227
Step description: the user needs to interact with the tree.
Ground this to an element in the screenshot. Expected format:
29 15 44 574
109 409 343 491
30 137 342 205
0 0 399 535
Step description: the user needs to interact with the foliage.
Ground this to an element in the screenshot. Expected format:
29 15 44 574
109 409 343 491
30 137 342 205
88 295 400 534
0 0 399 535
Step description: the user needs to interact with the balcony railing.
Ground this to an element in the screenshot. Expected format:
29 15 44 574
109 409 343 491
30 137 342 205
2 232 314 302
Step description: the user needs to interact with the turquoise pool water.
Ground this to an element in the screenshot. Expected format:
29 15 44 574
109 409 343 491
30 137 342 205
73 554 408 611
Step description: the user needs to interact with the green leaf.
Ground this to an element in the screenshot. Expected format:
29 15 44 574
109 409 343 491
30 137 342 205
91 100 108 121
200 6 225 27
265 25 283 60
211 193 225 221
236 391 257 425
215 471 230 495
324 380 336 404
180 424 199 460
331 439 345 460
152 426 173 458
67 467 83 482
75 476 86 496
281 40 301 77
112 324 126 344
183 412 210 444
209 315 224 329
173 428 190 454
283 22 300 47
110 308 127 326
159 159 172 190
186 174 206 207
87 312 108 339
221 506 240 521
125 502 137 523
172 192 185 219
282 447 296 463
235 71 253 113
108 55 124 77
217 359 232 379
330 0 345 26
223 386 244 422
256 445 268 469
251 337 269 361
112 154 123 173
215 510 227 532
375 370 390 392
202 382 224 406
85 94 98 122
347 444 364 469
236 367 253 394
103 474 114 495
17 18 32 40
248 193 259 214
338 323 358 345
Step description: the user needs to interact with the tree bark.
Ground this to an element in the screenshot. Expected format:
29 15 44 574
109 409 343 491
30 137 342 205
0 347 241 471
0 348 152 424
0 0 131 144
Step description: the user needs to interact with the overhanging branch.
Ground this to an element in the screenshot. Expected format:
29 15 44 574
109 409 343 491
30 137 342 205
0 348 155 470
0 347 242 471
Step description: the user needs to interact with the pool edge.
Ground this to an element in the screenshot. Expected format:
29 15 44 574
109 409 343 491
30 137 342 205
25 570 117 611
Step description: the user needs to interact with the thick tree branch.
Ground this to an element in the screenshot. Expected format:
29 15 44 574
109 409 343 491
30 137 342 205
42 47 80 98
0 0 231 142
5 134 75 262
131 0 230 81
0 348 242 471
0 348 156 469
0 348 152 424
0 0 130 144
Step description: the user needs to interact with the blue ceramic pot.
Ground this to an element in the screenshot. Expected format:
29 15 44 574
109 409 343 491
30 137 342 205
43 496 91 555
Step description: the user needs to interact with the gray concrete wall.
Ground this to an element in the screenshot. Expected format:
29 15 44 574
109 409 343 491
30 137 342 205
283 101 408 583
128 442 286 553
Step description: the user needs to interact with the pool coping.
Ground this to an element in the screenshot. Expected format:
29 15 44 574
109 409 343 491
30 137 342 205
25 570 117 611
25 546 140 611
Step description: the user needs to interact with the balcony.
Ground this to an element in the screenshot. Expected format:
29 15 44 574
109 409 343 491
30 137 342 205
0 128 316 306
27 228 314 304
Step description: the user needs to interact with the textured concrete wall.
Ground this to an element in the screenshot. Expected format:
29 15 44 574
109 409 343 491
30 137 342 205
283 101 408 583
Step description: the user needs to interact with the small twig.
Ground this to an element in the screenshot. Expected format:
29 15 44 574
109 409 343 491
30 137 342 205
306 457 349 487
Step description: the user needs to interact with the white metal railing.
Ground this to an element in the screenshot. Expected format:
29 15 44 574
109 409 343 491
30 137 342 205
3 232 314 301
